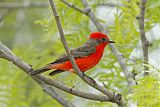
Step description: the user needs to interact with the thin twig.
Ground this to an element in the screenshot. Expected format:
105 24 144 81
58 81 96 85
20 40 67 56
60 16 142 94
60 0 88 14
48 0 124 106
138 0 149 76
0 42 111 103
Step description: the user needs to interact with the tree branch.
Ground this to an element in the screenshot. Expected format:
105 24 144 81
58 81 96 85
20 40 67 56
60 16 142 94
37 75 110 102
60 0 136 89
0 2 49 9
0 42 75 107
138 0 149 76
60 0 88 14
35 79 76 107
43 85 74 107
48 0 124 106
0 41 111 104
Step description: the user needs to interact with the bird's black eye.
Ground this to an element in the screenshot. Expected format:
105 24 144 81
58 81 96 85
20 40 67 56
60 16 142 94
101 38 107 42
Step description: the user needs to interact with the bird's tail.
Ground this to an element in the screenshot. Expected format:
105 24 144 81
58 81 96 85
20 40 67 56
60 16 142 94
29 67 50 76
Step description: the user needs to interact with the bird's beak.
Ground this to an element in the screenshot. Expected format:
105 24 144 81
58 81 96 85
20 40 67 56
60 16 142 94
108 40 115 43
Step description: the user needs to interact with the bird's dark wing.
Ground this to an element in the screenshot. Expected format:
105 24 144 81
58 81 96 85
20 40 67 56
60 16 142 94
50 39 98 64
50 54 69 64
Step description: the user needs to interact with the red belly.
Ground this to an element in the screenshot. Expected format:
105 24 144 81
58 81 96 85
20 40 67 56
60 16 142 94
49 49 104 72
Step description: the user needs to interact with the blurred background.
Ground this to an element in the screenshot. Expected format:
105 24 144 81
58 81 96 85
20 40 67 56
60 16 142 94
0 0 160 107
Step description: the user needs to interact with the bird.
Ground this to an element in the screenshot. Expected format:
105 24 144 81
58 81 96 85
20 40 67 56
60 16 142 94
30 32 115 76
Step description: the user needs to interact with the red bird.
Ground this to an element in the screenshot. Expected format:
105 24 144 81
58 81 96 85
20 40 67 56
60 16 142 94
30 32 115 76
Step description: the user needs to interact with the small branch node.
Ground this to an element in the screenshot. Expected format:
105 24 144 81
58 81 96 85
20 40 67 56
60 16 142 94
84 7 91 15
113 93 122 104
69 85 75 93
115 93 122 100
145 41 150 46
55 15 59 18
102 82 108 89
118 53 124 58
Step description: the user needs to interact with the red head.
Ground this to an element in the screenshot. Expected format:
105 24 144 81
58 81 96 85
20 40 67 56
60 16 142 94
89 32 115 48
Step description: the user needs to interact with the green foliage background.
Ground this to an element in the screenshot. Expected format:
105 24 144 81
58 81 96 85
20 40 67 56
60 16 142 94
0 0 160 107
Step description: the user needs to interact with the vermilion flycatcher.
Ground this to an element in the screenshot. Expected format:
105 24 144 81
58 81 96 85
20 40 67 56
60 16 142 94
30 32 115 76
